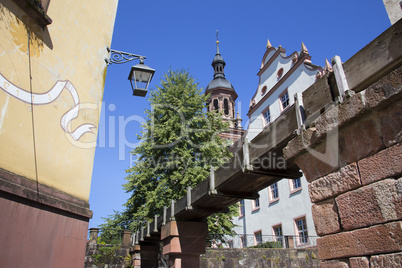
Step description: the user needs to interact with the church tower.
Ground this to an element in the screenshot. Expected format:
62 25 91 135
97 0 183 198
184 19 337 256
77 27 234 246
205 35 245 143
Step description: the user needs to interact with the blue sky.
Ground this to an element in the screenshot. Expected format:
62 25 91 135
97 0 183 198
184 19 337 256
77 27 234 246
88 0 391 228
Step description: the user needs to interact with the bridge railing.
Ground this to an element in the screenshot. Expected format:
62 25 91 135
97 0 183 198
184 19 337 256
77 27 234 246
88 228 132 246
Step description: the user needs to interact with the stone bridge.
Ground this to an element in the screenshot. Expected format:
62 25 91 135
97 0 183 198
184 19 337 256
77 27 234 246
133 20 402 268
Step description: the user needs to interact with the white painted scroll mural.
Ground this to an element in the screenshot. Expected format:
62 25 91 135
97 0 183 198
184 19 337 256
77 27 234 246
0 73 96 141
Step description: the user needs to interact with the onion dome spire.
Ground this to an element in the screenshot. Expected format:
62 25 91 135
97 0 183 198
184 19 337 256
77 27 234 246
212 30 226 78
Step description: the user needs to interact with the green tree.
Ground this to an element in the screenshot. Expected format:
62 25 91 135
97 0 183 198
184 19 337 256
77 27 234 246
100 69 237 242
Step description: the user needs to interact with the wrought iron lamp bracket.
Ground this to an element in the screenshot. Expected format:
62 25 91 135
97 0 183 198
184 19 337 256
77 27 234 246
105 47 146 65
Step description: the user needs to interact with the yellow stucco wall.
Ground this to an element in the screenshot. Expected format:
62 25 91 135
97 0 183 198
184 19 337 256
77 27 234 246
0 0 118 201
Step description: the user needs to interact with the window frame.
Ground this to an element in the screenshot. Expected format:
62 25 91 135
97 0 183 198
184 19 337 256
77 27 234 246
240 235 247 248
254 230 263 245
272 223 283 242
294 216 309 245
268 182 279 203
251 198 260 211
289 177 302 194
213 98 219 111
223 98 229 115
262 106 271 127
279 89 290 112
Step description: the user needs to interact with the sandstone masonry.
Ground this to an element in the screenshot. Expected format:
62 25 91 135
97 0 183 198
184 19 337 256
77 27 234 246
283 23 402 266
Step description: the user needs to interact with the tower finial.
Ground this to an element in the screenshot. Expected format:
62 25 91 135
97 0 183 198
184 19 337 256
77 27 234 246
216 30 220 54
266 39 272 49
325 59 333 72
301 42 308 54
235 111 243 129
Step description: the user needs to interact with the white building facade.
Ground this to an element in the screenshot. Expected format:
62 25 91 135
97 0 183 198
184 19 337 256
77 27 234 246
230 41 332 248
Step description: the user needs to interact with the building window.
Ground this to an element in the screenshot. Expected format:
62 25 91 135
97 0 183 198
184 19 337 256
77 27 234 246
293 178 301 189
268 182 279 202
254 230 262 245
239 200 245 217
261 85 267 95
252 198 260 211
240 235 247 248
289 177 302 193
280 90 290 111
228 240 234 248
262 107 271 126
213 99 219 111
272 224 283 241
224 99 229 115
295 217 308 244
277 68 284 78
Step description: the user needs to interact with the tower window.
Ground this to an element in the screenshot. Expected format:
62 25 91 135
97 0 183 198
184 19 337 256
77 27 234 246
224 99 229 115
213 99 219 111
216 65 223 73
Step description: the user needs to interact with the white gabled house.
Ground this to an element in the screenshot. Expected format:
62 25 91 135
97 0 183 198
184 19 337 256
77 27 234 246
247 40 328 140
229 41 333 248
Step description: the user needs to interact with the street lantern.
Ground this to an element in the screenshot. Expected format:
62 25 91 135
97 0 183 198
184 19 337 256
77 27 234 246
128 62 155 97
106 47 155 97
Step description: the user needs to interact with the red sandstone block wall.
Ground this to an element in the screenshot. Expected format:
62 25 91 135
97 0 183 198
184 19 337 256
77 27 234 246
285 67 402 267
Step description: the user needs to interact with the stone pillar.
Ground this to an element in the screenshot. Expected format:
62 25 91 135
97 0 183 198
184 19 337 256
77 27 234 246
283 67 402 266
88 228 99 244
161 220 208 268
131 243 141 268
122 230 131 246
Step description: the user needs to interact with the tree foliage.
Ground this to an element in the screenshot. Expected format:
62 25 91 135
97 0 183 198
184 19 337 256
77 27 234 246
100 69 238 241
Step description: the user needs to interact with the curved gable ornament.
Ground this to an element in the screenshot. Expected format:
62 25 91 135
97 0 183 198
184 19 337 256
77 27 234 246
0 73 96 141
